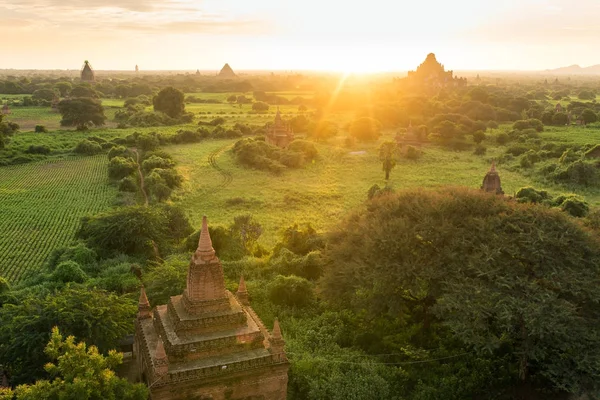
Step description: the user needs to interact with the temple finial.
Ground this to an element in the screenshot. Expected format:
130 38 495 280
236 275 249 305
238 275 247 293
197 216 215 256
272 318 282 340
139 286 149 307
490 160 496 173
154 337 169 375
138 286 151 319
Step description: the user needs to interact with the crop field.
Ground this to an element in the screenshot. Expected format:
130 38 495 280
0 155 117 282
169 135 547 247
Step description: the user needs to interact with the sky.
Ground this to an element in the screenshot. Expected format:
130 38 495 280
2 0 600 72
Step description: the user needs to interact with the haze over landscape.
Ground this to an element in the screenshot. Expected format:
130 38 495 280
2 1 600 399
3 0 600 71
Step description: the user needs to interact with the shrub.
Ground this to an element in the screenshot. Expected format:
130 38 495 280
52 260 88 283
107 145 131 160
473 145 487 155
515 187 551 204
472 130 486 144
252 101 269 113
349 117 382 142
552 160 599 186
118 176 138 192
496 132 509 145
554 195 589 217
74 139 102 155
288 140 319 161
108 156 137 180
267 275 315 307
25 145 51 155
513 119 543 132
405 145 421 160
136 133 159 152
34 125 48 133
142 155 175 173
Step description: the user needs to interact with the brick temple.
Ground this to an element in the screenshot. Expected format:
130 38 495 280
134 216 289 400
266 108 294 148
481 161 504 195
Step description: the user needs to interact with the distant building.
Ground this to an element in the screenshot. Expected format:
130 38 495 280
555 103 563 113
218 63 237 78
134 216 289 400
481 161 504 195
135 65 139 73
404 53 466 89
266 108 294 148
395 121 423 150
81 60 95 82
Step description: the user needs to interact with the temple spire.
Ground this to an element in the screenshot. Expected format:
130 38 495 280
196 216 215 257
272 318 282 340
490 160 496 173
138 286 151 319
154 337 169 376
236 275 249 305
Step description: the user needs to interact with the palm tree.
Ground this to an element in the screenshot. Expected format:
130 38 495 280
378 141 398 180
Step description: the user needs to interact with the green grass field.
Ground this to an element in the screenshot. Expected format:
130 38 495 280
0 155 117 282
168 135 549 248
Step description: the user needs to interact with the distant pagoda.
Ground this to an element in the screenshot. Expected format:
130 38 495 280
266 108 294 148
404 53 466 89
218 63 237 78
481 161 504 195
134 216 289 400
80 60 95 82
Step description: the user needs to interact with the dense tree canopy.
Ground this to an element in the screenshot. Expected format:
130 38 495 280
57 98 106 130
321 188 600 395
153 86 185 118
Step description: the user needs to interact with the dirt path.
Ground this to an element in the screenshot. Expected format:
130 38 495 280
207 144 233 192
131 148 149 206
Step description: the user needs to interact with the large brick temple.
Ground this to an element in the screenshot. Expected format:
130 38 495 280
265 108 294 148
134 216 289 400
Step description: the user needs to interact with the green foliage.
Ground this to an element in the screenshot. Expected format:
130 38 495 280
13 327 148 400
515 187 551 204
512 119 543 132
349 117 382 142
25 144 50 155
107 145 131 160
135 133 159 152
378 141 398 180
288 140 319 161
153 86 185 118
268 274 315 307
77 205 192 258
108 156 137 180
0 286 136 384
552 160 599 186
52 261 88 283
270 248 324 280
142 155 175 173
252 101 269 112
274 223 323 256
57 98 106 130
34 124 48 133
321 188 600 394
32 89 57 102
555 195 589 217
74 139 102 155
367 184 395 200
405 145 421 160
233 138 312 174
581 109 598 124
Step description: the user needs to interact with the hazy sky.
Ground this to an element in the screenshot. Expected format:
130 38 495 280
2 0 600 72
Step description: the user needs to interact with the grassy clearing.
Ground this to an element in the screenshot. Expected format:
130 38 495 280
0 155 116 283
168 135 545 248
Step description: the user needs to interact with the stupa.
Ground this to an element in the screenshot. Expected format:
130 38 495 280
218 63 237 79
481 161 504 195
405 53 466 89
134 216 289 400
266 108 294 148
81 60 95 82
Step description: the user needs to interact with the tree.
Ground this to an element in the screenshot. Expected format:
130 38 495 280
581 109 598 125
434 120 457 140
13 327 148 400
378 141 397 180
70 85 98 98
349 117 382 142
0 286 137 384
54 82 72 97
153 86 185 118
227 95 237 104
32 89 57 102
321 188 600 394
252 101 269 113
57 98 106 130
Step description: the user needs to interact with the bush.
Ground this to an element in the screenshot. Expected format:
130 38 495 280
118 176 138 192
555 195 589 217
496 132 509 145
267 275 315 307
513 119 543 132
349 117 382 142
136 133 159 152
108 156 137 180
515 187 551 204
405 145 421 160
25 145 51 155
288 140 319 161
52 261 88 283
552 160 599 186
142 155 175 173
74 139 102 155
252 101 269 113
107 145 131 160
34 125 48 133
473 144 487 155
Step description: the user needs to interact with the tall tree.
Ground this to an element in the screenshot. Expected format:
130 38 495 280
378 141 398 180
153 86 185 118
57 98 106 130
321 188 600 395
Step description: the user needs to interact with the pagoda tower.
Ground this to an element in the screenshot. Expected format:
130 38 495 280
134 216 289 400
265 108 294 148
81 60 95 82
481 161 504 195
